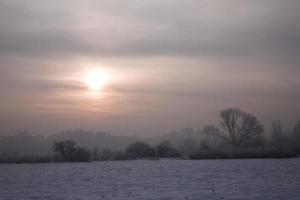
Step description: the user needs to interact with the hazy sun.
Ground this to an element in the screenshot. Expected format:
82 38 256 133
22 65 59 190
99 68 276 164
84 69 109 93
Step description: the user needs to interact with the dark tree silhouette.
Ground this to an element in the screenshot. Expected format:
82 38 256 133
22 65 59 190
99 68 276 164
53 140 76 161
92 145 99 161
200 125 223 149
268 120 297 157
126 141 155 159
53 140 91 162
270 120 287 148
156 140 180 158
219 107 264 147
293 120 300 140
292 120 300 153
73 147 91 162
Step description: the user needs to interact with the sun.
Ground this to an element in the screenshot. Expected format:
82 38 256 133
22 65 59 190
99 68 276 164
84 69 109 93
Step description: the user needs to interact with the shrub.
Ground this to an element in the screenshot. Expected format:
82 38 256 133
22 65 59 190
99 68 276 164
53 140 91 162
156 141 181 158
126 141 155 159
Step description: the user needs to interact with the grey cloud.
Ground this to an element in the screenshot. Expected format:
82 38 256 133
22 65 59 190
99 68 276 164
0 0 299 65
1 75 84 96
0 0 300 135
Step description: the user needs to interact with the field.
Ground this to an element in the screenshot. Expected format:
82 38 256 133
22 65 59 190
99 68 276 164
0 158 299 200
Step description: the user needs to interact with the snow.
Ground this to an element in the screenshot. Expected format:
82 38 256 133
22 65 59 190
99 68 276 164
0 159 299 200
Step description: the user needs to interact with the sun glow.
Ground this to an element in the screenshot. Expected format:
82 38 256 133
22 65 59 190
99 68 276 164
84 69 109 93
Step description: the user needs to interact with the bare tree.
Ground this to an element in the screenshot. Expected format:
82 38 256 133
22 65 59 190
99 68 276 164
200 125 223 149
270 120 284 146
292 119 300 153
270 120 291 149
219 107 264 147
293 120 300 140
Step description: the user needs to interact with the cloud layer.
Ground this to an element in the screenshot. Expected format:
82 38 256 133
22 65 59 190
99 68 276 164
0 0 300 135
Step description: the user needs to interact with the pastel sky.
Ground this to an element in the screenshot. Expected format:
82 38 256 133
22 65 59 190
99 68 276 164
0 0 300 136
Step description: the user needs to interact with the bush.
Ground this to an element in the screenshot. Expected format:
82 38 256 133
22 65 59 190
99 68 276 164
126 141 156 159
112 151 128 160
156 141 181 158
53 140 91 162
72 147 91 162
190 147 298 160
190 150 230 159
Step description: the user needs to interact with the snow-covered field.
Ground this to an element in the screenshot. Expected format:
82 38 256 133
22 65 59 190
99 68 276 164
0 159 299 200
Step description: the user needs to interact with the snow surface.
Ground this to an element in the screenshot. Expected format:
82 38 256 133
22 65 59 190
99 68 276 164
0 159 299 200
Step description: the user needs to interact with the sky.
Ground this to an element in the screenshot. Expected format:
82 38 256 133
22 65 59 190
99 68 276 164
0 0 300 136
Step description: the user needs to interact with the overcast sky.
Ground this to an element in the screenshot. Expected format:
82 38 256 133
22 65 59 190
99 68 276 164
0 0 300 136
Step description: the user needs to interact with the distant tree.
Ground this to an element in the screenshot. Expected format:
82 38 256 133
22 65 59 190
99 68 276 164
272 120 283 135
126 141 155 159
112 151 128 160
219 107 264 147
292 120 300 140
270 120 286 147
73 147 91 162
156 140 181 158
200 125 223 149
292 120 300 154
98 148 114 161
3 130 50 156
53 140 76 161
268 120 297 157
92 145 99 161
177 135 197 157
53 140 91 162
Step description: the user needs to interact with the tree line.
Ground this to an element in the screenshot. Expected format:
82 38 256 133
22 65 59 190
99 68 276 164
52 107 300 162
53 140 181 162
1 107 300 163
